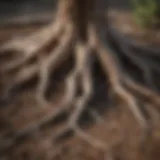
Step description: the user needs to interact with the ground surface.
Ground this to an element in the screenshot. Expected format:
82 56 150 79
0 9 160 160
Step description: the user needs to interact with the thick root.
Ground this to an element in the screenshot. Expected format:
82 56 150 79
67 42 111 151
110 27 155 89
36 24 75 106
0 20 64 73
68 42 93 126
53 42 108 150
1 16 160 159
89 27 148 128
0 21 62 53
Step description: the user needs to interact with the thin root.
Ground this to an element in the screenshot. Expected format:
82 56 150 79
75 127 106 150
0 60 79 150
124 77 160 107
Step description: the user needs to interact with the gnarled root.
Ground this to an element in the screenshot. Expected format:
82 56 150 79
0 21 75 105
36 23 75 106
88 26 147 129
0 21 64 73
0 19 160 159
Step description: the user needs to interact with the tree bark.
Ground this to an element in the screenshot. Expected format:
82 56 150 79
57 0 107 41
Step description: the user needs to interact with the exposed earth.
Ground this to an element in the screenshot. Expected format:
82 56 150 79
0 9 160 160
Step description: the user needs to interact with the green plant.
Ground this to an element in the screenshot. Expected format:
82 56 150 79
132 0 160 28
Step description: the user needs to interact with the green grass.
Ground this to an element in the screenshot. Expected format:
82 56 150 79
132 0 160 28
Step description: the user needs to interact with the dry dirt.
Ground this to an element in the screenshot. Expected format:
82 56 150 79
0 10 160 160
109 10 160 46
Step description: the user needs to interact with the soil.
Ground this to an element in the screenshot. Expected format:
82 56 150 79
109 10 160 46
0 9 160 160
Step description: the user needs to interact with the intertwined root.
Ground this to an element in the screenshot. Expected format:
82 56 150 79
0 21 74 105
0 21 63 71
0 19 160 157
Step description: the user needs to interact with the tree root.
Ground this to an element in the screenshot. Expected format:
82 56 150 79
0 17 160 158
36 23 75 106
89 26 148 128
109 27 160 90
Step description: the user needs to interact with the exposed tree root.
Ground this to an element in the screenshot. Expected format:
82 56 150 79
0 22 160 151
88 26 147 128
0 20 64 72
109 27 160 90
36 23 75 106
0 1 160 158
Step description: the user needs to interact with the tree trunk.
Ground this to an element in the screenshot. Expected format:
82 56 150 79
57 0 106 41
